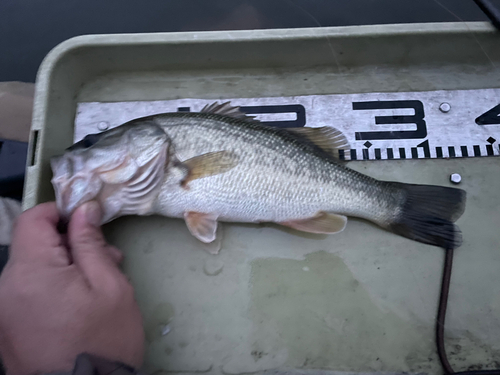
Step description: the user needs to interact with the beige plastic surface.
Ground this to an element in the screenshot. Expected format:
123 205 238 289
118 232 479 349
26 23 500 374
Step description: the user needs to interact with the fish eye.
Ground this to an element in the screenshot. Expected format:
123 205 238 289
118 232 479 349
66 133 101 151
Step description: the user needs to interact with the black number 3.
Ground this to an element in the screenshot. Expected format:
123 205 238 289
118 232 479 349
353 100 427 140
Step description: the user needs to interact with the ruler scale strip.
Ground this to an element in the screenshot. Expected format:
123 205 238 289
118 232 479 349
75 89 500 161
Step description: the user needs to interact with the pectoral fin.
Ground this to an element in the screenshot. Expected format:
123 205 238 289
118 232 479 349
184 211 219 243
279 212 347 234
181 151 239 188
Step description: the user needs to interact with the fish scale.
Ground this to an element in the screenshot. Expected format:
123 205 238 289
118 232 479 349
152 113 395 224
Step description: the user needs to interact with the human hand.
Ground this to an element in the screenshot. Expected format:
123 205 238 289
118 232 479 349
0 201 144 375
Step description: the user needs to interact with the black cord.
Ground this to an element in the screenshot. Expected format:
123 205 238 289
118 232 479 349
436 247 500 375
437 248 455 374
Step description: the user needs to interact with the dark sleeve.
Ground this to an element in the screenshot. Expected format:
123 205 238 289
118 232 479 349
44 353 141 375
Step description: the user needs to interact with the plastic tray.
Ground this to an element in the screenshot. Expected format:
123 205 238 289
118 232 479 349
26 23 500 374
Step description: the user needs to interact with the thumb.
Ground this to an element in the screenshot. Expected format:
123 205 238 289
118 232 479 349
68 201 122 285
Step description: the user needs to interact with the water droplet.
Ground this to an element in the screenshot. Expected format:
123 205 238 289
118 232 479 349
203 259 224 276
160 324 171 336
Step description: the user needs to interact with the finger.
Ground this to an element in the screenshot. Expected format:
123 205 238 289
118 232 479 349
10 202 70 265
68 201 123 286
106 245 124 264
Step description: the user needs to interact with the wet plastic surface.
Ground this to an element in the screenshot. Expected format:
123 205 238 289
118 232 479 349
101 157 500 375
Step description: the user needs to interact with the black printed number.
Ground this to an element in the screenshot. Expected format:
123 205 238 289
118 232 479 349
239 104 306 128
353 100 427 140
177 104 306 128
476 104 500 125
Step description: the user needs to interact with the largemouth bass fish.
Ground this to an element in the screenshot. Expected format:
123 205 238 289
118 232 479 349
51 102 466 252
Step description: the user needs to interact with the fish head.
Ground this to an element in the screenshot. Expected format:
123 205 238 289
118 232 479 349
51 121 171 224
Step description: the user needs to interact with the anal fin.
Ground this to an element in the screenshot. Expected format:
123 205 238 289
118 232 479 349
279 212 347 234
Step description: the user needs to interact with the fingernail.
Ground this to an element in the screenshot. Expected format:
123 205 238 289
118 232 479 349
82 201 101 227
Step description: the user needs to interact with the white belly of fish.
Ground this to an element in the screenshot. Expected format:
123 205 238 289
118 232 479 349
152 167 334 223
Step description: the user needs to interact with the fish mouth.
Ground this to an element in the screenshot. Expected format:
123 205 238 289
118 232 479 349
51 154 103 222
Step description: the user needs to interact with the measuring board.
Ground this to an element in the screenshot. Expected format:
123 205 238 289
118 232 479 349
75 88 500 161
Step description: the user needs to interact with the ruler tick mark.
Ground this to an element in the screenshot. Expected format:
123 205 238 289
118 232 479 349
448 147 456 158
436 147 443 158
486 144 494 156
461 146 469 157
339 149 345 160
473 145 481 157
350 149 357 160
416 140 431 158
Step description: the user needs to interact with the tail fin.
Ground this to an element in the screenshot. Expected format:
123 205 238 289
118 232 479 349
388 183 466 249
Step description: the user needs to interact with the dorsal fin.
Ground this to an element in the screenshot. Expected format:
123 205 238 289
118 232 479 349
284 126 350 160
200 101 259 123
